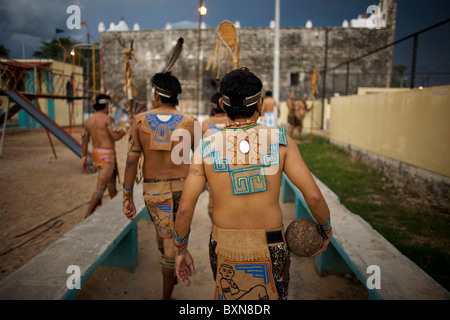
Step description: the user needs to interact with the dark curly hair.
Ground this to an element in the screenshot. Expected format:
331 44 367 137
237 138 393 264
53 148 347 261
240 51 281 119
219 68 262 120
151 72 182 106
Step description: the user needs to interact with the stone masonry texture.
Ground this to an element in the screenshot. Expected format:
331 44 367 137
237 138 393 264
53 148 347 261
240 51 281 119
100 1 396 114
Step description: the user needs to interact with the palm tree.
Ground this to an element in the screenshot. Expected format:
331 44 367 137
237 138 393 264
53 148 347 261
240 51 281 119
32 37 79 62
0 44 11 58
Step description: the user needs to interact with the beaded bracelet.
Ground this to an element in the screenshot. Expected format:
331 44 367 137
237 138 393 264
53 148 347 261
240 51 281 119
174 229 190 255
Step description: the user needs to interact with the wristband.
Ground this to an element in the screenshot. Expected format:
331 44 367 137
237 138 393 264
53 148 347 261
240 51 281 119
174 229 190 255
319 217 332 239
320 217 331 230
123 185 134 203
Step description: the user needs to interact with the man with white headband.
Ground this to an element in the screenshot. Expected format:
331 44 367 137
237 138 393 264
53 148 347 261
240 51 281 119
174 68 332 300
81 93 128 219
122 71 196 300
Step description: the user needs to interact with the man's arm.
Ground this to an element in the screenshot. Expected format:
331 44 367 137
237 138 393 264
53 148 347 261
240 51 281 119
107 116 128 141
174 149 207 285
122 119 141 221
190 117 199 151
175 163 206 238
282 136 332 255
81 127 90 170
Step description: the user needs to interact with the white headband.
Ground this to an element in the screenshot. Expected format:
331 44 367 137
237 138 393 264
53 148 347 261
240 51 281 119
222 90 262 108
153 86 172 98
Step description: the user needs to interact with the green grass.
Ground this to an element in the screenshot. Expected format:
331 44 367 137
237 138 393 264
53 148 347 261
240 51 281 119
297 135 450 291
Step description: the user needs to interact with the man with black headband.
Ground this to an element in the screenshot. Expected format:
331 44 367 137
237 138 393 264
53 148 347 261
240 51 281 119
174 68 332 300
81 94 128 219
122 72 196 300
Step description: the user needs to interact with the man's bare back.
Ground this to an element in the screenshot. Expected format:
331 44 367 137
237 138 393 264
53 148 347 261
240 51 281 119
196 125 288 230
84 112 116 149
204 158 284 230
133 108 195 180
262 96 277 114
81 94 128 220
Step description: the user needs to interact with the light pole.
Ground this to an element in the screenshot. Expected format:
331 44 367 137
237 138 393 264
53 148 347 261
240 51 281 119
273 0 280 108
196 0 207 116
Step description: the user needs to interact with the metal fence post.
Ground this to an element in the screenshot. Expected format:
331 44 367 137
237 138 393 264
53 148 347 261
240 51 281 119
345 62 350 95
321 28 329 129
410 34 419 88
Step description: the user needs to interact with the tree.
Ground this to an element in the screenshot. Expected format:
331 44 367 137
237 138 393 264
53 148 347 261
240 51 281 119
32 37 79 62
0 44 11 58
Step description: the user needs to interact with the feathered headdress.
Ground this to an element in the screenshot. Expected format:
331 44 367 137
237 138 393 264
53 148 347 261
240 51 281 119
151 37 184 99
164 37 184 73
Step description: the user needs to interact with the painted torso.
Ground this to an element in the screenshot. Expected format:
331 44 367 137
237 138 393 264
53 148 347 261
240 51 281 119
200 124 288 195
136 111 194 151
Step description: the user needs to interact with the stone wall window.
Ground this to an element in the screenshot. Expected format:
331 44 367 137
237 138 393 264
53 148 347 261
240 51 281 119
290 72 299 87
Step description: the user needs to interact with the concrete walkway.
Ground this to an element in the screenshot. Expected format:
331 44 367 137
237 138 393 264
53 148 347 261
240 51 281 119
76 191 368 300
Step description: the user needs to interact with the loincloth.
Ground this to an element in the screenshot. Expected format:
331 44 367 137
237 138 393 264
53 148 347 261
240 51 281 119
143 178 185 239
92 148 116 169
264 112 277 127
209 225 290 300
287 114 301 126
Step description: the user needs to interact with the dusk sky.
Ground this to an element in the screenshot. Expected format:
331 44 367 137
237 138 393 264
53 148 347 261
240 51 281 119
0 0 449 59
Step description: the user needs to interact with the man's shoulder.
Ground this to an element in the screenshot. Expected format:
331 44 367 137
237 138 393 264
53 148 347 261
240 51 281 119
86 112 106 125
137 110 194 120
177 111 195 123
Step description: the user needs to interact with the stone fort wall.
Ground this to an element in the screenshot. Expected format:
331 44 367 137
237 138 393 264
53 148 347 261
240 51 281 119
99 1 396 114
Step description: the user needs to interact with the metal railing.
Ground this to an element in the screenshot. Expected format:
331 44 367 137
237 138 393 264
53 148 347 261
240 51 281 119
0 58 85 99
323 18 450 98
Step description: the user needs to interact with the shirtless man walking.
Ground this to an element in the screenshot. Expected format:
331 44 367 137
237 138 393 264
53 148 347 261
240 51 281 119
297 93 311 137
261 90 279 127
286 91 300 138
122 72 196 300
174 68 332 300
81 94 128 219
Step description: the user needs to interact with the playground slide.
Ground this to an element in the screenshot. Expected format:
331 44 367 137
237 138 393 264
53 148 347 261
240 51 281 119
2 90 92 164
0 103 21 126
